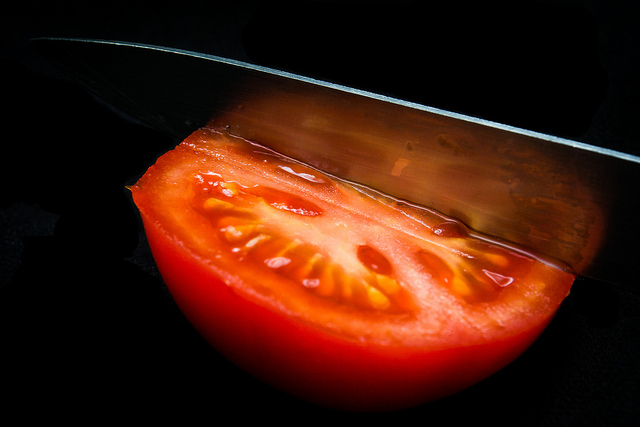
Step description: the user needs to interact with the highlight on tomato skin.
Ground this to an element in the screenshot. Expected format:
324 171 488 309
131 127 576 411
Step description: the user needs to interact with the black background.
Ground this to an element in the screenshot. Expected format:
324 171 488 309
1 1 639 424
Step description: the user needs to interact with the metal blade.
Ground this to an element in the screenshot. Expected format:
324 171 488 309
33 37 640 287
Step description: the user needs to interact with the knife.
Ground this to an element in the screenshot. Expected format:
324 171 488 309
32 37 640 289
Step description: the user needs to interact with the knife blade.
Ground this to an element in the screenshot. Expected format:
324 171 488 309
32 37 640 288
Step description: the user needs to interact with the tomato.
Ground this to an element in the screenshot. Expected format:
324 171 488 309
131 127 575 411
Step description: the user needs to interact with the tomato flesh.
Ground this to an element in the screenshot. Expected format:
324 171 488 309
131 127 575 411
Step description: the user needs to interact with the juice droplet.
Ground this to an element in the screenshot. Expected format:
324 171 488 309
433 221 468 238
302 278 321 288
482 269 514 287
265 256 292 269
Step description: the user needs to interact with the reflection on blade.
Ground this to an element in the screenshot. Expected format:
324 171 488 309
211 84 606 277
33 37 640 287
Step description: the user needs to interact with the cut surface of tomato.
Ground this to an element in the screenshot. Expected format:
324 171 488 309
131 127 575 411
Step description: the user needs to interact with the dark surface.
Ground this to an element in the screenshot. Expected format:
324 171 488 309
1 1 639 424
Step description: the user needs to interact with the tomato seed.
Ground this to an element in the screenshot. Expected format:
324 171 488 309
374 274 400 295
203 197 234 210
221 224 257 243
366 286 391 310
247 186 324 216
315 265 336 297
219 181 240 197
245 234 270 248
417 250 454 285
357 245 393 276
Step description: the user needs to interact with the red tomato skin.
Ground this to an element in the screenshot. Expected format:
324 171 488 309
141 214 564 412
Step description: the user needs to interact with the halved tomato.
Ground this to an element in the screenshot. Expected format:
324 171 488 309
131 127 575 411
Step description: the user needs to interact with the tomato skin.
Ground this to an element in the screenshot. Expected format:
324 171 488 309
141 210 568 412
